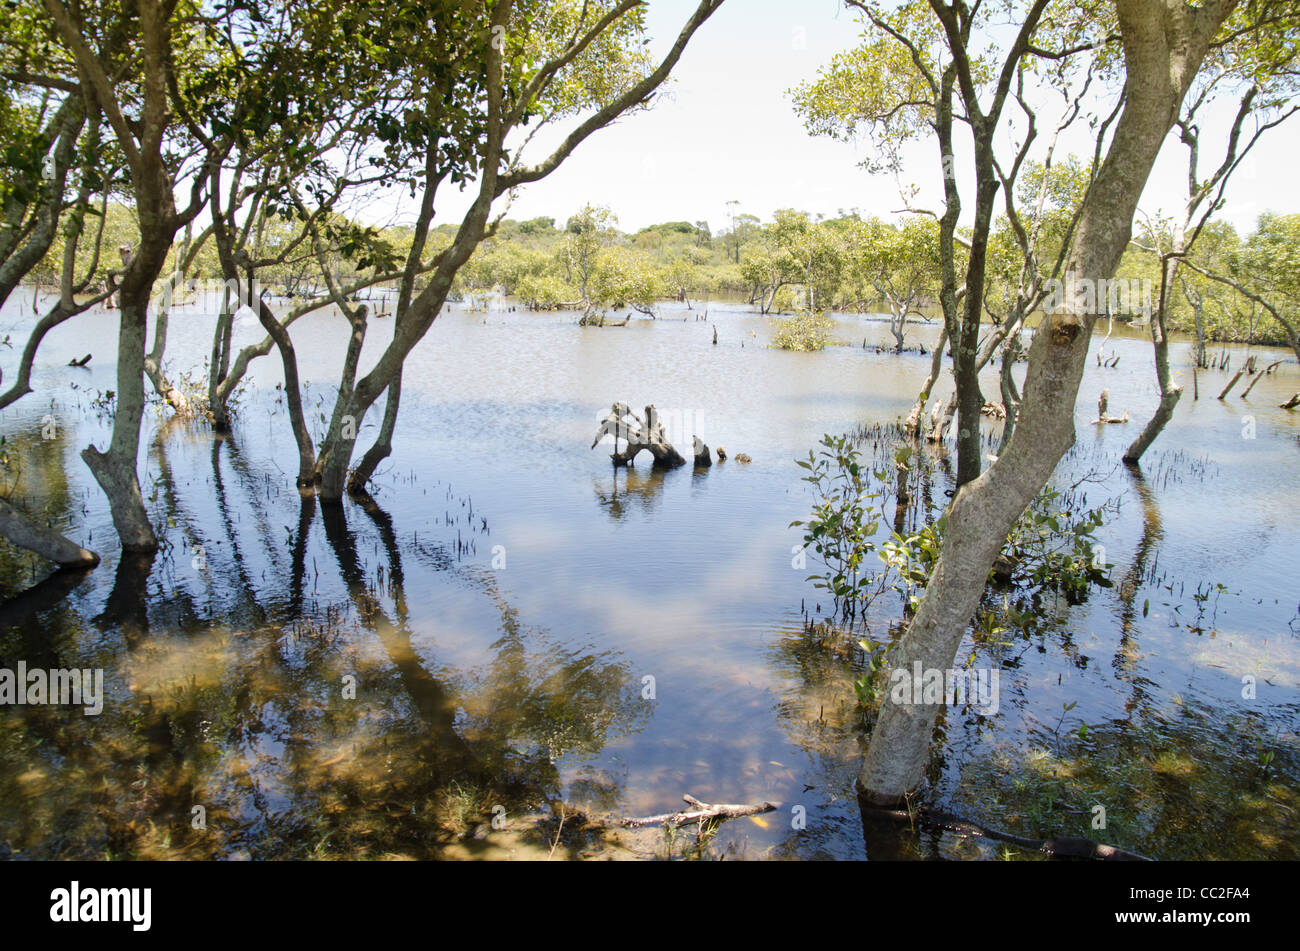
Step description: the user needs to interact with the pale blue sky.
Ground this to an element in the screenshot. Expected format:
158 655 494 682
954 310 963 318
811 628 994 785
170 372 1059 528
410 0 1300 237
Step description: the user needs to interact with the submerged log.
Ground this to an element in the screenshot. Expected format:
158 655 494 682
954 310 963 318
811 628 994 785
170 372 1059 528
621 794 777 829
0 498 99 568
1282 393 1300 410
869 805 1150 861
591 403 687 468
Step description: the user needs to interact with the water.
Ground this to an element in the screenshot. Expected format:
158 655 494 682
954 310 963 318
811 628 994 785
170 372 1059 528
0 290 1297 859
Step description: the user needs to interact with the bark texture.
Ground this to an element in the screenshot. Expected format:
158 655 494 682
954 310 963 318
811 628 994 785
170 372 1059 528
858 0 1235 805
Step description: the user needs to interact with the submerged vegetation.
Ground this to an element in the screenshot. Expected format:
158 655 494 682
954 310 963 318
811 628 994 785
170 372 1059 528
793 430 1115 626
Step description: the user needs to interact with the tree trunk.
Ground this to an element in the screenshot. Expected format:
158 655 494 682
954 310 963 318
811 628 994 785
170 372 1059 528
858 0 1232 805
0 300 81 410
995 334 1023 454
929 393 957 444
348 369 403 494
891 304 907 352
0 498 99 568
208 288 236 431
905 326 948 437
81 294 157 552
256 294 316 487
143 225 192 414
314 301 369 493
1124 258 1182 464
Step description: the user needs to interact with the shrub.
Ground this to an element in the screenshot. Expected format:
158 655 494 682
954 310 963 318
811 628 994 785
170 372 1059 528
772 310 835 351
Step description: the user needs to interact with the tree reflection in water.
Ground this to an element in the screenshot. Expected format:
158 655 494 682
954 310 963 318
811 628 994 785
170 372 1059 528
0 422 650 859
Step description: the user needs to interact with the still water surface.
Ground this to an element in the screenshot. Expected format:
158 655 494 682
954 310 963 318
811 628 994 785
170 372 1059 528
1 291 1297 859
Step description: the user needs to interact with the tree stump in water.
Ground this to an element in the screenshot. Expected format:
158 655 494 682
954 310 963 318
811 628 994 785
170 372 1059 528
1090 387 1129 424
591 403 687 468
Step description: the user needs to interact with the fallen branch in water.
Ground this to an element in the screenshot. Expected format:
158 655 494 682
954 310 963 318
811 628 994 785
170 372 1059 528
67 353 92 367
621 794 778 829
874 806 1150 861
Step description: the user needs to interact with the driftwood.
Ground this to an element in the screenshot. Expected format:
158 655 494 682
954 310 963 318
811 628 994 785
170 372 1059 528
1218 367 1246 400
67 353 92 367
1090 388 1129 424
1240 360 1281 399
591 403 687 468
621 794 777 829
873 806 1150 861
1282 393 1300 410
1218 356 1255 400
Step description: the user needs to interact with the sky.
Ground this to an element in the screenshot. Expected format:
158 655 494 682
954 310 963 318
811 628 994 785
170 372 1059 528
393 0 1300 237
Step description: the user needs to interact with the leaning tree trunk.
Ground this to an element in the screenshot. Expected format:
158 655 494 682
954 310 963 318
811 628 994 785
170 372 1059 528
256 295 316 487
905 326 949 437
951 140 999 488
0 299 83 410
314 300 369 496
1124 260 1183 464
143 228 192 415
348 368 402 495
858 0 1229 805
929 393 958 444
0 498 98 568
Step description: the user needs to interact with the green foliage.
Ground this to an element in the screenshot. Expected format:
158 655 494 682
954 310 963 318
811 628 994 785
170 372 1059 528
589 245 664 315
1233 212 1300 342
790 434 885 620
787 3 943 173
771 311 835 351
793 435 1116 627
1004 489 1113 604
